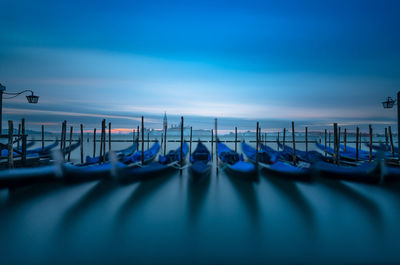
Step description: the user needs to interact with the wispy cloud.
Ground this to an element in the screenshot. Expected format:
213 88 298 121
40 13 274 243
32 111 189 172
3 108 159 123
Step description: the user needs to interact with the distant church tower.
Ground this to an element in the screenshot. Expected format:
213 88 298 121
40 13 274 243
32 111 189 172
163 112 168 129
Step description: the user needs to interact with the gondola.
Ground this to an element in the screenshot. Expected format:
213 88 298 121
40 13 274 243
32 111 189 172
217 141 256 179
85 142 138 165
315 142 368 162
340 144 396 160
312 160 383 184
278 142 331 163
62 159 125 183
63 142 159 182
0 164 62 189
190 142 211 180
119 142 189 183
366 142 398 154
243 141 311 181
381 165 400 182
122 141 160 165
261 143 296 163
0 139 59 158
0 141 35 154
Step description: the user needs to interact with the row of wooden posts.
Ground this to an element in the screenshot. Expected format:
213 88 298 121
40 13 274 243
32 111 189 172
5 117 399 169
4 119 28 168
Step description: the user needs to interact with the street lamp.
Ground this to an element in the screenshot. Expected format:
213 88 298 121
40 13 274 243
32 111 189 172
0 83 39 133
382 92 400 159
382 97 396 109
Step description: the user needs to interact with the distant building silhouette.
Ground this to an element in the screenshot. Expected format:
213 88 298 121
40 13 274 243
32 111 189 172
163 111 167 129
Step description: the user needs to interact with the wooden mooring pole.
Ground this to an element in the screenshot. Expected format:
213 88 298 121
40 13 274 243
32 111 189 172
305 127 308 152
99 123 103 161
68 126 73 162
141 116 144 165
137 126 140 152
164 124 167 156
80 124 84 164
211 129 213 161
147 132 149 150
338 127 341 164
385 127 389 151
93 128 96 158
356 127 360 161
324 129 327 157
256 122 259 168
161 133 163 153
60 121 64 151
397 91 400 160
41 124 44 150
369 124 372 162
102 121 106 159
109 122 112 151
180 116 184 175
215 118 219 175
101 119 106 162
189 126 192 155
21 118 26 165
8 120 14 168
103 121 106 160
17 123 21 149
333 123 338 165
235 126 237 152
63 120 67 158
292 122 296 166
389 126 395 157
256 122 259 153
283 128 286 151
344 128 347 152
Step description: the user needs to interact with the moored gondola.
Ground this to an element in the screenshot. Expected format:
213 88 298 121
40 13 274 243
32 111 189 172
190 141 211 181
119 142 189 183
218 141 256 180
242 141 311 181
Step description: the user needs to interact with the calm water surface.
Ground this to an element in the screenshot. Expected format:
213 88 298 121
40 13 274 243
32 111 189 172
0 137 399 264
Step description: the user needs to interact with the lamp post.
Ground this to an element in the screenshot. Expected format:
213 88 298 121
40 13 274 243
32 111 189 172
382 92 400 159
0 83 39 133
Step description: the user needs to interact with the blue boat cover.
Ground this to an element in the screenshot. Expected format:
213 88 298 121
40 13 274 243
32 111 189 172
241 141 273 163
85 142 138 164
278 143 326 163
315 143 369 160
260 144 288 163
268 161 308 173
218 141 255 173
159 142 188 165
1 140 59 157
190 142 211 163
230 161 256 172
122 142 160 164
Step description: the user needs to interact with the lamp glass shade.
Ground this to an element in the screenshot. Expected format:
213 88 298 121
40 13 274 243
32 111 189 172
26 95 39 104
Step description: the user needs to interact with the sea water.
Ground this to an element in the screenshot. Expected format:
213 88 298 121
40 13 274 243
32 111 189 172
0 134 399 264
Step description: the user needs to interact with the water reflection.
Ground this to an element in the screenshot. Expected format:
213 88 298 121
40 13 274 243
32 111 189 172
264 174 315 233
186 174 211 227
319 178 383 233
0 182 65 210
57 180 116 232
115 171 176 227
225 174 261 230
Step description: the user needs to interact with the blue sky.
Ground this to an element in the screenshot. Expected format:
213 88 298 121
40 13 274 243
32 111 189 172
0 0 399 132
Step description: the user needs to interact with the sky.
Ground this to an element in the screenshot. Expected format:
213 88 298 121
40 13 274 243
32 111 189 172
0 0 400 133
